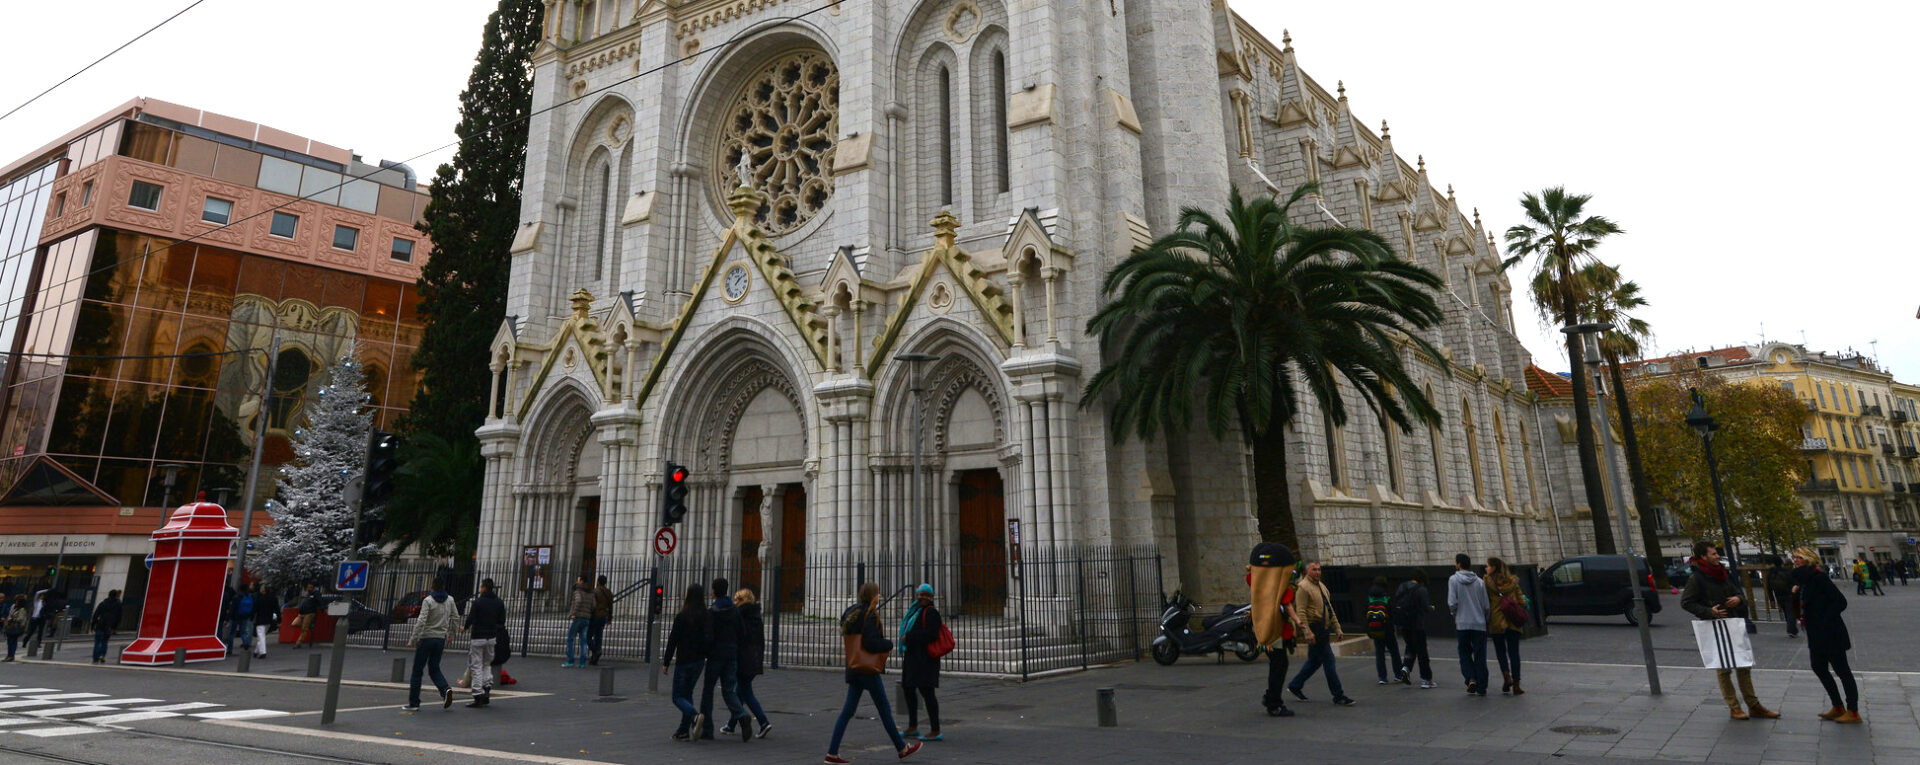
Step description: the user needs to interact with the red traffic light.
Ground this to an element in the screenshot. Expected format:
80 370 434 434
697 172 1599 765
669 466 688 482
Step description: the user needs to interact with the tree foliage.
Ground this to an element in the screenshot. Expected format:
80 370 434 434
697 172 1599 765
254 354 377 590
394 0 545 557
1628 368 1813 554
1082 184 1445 549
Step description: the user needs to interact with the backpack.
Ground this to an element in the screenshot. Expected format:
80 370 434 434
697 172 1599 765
236 593 254 617
1388 585 1420 628
1364 596 1390 637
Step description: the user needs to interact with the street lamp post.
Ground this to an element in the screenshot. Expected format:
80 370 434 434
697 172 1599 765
155 463 191 530
1566 322 1661 695
1684 387 1753 633
896 353 940 567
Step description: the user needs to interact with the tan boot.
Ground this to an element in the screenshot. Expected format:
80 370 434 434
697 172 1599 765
1834 710 1862 724
1818 705 1846 720
1729 707 1749 720
1745 701 1779 719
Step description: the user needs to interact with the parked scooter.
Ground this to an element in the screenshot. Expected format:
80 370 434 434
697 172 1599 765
1151 591 1260 665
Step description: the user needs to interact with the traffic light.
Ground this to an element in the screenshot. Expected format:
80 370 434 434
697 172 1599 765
648 583 664 614
364 429 400 507
662 461 690 526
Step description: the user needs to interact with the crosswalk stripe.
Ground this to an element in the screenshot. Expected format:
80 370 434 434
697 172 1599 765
87 698 165 706
0 689 62 696
76 711 183 725
24 693 107 701
27 706 118 717
0 719 44 727
191 709 290 720
15 726 101 737
0 700 62 710
132 702 222 712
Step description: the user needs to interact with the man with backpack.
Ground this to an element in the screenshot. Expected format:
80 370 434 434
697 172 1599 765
1391 570 1435 688
1364 576 1401 685
462 578 507 708
231 584 257 653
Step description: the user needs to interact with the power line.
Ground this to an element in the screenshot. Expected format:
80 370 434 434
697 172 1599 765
0 0 851 334
0 0 210 125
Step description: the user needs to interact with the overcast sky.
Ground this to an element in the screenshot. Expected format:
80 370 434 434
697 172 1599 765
1 1 1913 380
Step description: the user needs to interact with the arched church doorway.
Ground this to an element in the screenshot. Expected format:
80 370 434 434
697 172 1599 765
779 484 806 612
579 496 600 581
956 468 1005 615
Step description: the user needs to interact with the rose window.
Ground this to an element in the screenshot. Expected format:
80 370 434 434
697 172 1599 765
715 50 839 236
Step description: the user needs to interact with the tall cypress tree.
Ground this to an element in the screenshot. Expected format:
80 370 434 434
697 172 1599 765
394 0 544 558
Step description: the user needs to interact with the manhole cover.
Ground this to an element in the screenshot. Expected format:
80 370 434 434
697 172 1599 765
1551 726 1619 736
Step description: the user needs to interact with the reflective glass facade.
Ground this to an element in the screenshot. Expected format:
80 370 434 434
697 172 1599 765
0 161 60 376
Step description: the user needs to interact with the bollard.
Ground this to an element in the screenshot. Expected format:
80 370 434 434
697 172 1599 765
42 640 56 660
392 657 407 683
1096 687 1117 727
600 666 615 696
172 648 186 667
237 651 252 673
307 652 323 677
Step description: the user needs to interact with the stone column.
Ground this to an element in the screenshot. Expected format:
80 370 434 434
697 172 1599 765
591 405 642 559
816 377 874 560
475 421 524 566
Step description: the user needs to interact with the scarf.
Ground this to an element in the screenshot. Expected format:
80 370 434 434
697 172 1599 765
1695 558 1729 582
900 602 925 640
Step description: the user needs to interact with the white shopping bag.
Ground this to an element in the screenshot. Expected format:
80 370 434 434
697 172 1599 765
1692 618 1754 669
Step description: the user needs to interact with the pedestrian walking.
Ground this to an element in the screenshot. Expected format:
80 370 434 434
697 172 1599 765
3 594 27 661
462 578 507 708
1363 576 1401 685
1851 558 1870 595
1764 560 1797 638
229 582 257 654
1392 570 1435 688
89 589 123 664
1286 561 1355 706
1682 542 1778 720
219 583 238 652
1484 557 1524 696
662 584 711 742
733 588 772 738
1247 542 1298 717
250 584 278 659
1448 554 1490 696
295 584 322 648
900 583 944 741
1790 547 1861 723
824 582 920 764
699 577 749 742
563 576 594 667
403 576 457 712
1864 560 1885 596
26 590 48 645
588 574 613 666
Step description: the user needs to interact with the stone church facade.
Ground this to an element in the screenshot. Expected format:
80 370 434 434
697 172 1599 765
476 0 1623 608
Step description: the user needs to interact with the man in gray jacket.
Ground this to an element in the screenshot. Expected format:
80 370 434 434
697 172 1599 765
1447 554 1490 696
405 577 458 711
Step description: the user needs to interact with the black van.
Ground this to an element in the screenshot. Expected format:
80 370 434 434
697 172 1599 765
1540 555 1664 625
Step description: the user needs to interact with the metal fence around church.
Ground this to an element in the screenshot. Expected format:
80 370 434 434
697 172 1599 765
338 544 1161 679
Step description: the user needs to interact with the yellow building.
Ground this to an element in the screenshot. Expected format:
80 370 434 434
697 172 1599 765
1630 343 1917 565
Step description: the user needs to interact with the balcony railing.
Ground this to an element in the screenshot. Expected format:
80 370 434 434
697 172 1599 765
1896 482 1908 493
1800 437 1831 451
1862 404 1886 418
1902 446 1920 459
1894 410 1911 424
1803 399 1820 413
1802 478 1840 492
1885 444 1898 455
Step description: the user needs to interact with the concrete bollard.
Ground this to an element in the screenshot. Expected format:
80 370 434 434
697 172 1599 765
1096 687 1117 727
599 667 615 696
392 657 407 683
42 640 56 660
307 652 323 677
172 648 186 667
237 651 252 673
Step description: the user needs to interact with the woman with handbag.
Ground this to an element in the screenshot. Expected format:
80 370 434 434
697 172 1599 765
1484 557 1526 696
825 582 921 764
1792 547 1861 723
900 583 945 742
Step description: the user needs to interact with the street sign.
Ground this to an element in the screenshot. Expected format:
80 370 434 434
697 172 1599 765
521 545 553 590
1007 518 1022 580
654 527 677 556
335 560 369 591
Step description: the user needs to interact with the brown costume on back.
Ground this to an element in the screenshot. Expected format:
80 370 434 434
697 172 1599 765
1248 543 1297 647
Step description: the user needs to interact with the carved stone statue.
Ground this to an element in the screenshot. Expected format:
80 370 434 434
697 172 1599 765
735 150 754 189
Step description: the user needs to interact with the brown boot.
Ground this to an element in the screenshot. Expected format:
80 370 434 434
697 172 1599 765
1500 670 1512 694
1745 701 1779 719
1510 683 1525 696
1729 708 1749 720
1818 705 1846 720
1834 710 1862 724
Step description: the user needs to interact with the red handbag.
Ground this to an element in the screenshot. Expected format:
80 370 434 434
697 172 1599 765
927 623 955 659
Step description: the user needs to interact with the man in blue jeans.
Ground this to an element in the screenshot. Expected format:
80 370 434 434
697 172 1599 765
404 577 457 711
564 576 594 667
1447 554 1491 696
1286 561 1356 706
89 590 123 663
699 577 748 740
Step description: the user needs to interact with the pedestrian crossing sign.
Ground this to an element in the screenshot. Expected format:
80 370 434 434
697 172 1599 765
336 560 369 591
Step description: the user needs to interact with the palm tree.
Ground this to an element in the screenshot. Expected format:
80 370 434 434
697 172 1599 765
1562 264 1667 582
380 432 484 561
1083 184 1446 550
1504 187 1624 554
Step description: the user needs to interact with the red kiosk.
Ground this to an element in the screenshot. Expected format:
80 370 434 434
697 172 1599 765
121 497 238 665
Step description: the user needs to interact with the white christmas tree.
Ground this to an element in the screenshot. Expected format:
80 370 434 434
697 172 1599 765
253 351 379 590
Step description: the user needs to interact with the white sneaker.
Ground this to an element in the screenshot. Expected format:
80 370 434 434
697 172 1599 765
1419 680 1437 689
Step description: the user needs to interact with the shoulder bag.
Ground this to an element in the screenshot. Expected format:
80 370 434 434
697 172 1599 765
844 610 889 675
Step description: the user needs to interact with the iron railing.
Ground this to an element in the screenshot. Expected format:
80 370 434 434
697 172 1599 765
328 544 1161 679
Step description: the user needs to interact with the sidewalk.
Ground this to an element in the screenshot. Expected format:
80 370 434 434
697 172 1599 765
20 633 1918 764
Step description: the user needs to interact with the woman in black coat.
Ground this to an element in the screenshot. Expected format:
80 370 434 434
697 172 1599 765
899 583 943 741
732 588 771 738
1792 547 1860 723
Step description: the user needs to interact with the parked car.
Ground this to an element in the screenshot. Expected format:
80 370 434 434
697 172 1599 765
1665 560 1691 589
1540 555 1663 625
317 595 390 634
390 591 428 625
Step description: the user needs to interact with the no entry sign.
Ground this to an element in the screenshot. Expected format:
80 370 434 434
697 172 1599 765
654 527 677 556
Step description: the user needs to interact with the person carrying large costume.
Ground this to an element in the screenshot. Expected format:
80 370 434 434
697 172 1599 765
1247 542 1298 717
